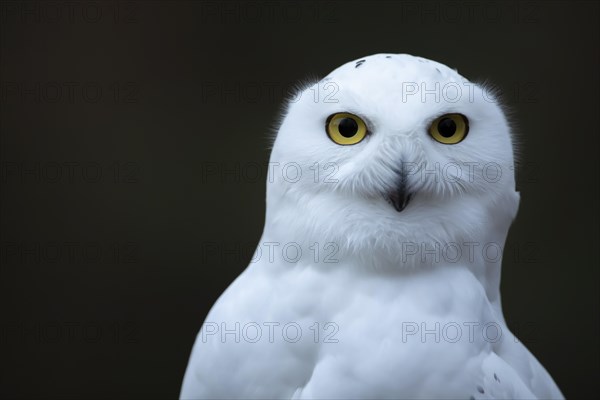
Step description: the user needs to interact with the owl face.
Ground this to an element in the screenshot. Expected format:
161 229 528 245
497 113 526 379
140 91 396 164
267 54 519 265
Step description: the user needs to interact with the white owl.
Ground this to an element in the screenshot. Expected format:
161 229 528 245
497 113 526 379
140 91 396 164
181 54 563 399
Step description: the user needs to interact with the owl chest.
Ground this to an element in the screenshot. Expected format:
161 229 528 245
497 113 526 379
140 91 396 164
200 265 495 397
237 263 495 355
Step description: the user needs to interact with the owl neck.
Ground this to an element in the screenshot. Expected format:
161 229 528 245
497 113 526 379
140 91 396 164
261 183 520 310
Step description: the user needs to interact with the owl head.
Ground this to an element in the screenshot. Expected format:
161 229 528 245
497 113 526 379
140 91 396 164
266 54 520 269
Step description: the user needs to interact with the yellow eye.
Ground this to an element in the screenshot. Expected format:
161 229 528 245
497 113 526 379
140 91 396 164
429 113 469 144
326 112 368 145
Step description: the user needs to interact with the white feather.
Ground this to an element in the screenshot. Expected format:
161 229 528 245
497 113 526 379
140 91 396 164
180 54 563 399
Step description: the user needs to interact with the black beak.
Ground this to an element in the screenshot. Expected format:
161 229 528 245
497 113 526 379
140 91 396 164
386 184 412 213
385 174 412 212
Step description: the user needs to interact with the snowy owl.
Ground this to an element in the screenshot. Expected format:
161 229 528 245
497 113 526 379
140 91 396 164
181 54 563 399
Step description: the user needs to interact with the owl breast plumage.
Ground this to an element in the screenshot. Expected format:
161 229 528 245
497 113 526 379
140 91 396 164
180 54 563 400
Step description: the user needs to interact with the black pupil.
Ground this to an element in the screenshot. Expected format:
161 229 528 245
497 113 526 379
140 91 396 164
437 117 457 137
338 118 359 137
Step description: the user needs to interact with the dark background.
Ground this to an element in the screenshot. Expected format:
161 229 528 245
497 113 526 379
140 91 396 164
0 1 598 398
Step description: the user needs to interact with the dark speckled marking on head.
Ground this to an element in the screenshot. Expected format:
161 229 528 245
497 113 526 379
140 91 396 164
494 373 500 382
476 385 484 394
385 55 391 58
355 59 366 68
435 67 441 73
